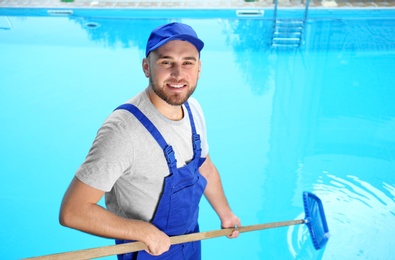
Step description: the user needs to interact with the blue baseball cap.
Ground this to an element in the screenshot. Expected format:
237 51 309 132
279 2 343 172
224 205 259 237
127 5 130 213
145 22 204 57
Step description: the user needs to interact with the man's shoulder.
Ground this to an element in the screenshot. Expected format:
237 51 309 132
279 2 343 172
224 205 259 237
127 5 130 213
187 97 203 114
187 96 199 105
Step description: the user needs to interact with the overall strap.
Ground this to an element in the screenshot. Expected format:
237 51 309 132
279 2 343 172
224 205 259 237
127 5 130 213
184 102 197 135
184 102 202 159
115 104 177 170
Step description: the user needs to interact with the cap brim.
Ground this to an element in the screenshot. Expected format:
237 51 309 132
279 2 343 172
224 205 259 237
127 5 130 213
147 34 204 56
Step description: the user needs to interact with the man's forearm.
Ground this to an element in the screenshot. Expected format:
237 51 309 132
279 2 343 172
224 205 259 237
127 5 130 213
59 177 171 254
60 199 147 240
199 155 234 220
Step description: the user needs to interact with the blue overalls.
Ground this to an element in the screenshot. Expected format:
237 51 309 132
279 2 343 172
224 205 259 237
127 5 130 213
114 101 208 260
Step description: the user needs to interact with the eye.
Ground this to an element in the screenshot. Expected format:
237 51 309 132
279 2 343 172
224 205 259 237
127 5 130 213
183 61 194 66
159 60 173 67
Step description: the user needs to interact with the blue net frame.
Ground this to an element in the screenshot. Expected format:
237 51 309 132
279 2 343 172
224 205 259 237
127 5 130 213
303 192 330 250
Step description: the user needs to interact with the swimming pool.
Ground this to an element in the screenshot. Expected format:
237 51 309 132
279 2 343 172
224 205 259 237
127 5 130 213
1 7 394 260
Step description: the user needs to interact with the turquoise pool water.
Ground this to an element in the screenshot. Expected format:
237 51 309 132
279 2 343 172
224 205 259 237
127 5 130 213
1 8 394 260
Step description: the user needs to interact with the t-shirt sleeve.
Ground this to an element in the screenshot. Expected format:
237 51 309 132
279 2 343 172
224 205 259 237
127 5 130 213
76 115 133 192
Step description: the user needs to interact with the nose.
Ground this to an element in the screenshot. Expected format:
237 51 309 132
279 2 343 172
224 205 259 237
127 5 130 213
170 64 183 80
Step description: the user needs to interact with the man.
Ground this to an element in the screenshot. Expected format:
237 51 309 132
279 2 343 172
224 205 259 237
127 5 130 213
59 22 240 259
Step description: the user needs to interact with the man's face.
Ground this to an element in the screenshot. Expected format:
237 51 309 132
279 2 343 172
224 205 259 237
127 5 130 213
143 40 201 106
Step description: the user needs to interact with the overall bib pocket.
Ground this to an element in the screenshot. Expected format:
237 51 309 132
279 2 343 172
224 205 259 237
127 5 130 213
166 175 204 231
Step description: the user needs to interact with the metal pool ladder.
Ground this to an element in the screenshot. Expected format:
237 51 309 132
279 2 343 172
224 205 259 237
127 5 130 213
271 0 311 48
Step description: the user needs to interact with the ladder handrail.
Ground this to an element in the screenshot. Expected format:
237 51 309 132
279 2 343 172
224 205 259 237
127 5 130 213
273 0 279 21
304 0 311 22
273 0 311 23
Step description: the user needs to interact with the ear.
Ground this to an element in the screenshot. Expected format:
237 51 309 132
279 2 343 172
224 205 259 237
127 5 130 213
142 58 150 78
197 60 202 79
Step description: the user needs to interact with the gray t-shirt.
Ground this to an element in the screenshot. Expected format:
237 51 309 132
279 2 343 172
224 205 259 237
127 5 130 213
76 89 208 222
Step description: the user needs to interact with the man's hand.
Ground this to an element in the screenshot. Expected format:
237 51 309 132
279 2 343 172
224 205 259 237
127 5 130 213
221 213 241 239
141 223 171 256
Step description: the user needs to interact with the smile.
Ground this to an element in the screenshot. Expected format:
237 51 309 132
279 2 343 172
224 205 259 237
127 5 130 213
168 83 186 89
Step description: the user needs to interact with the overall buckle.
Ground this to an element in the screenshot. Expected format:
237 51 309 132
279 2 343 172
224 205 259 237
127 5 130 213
164 145 177 167
192 134 201 151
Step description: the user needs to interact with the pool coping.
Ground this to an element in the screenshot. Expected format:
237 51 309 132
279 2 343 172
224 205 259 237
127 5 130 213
0 0 394 9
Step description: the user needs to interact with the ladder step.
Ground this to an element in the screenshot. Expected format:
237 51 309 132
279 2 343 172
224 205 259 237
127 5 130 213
274 25 303 30
274 29 303 34
273 32 302 37
274 26 303 32
273 38 301 42
272 43 300 48
275 20 304 25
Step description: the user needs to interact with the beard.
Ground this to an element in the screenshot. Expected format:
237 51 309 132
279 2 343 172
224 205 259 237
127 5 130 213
150 77 197 106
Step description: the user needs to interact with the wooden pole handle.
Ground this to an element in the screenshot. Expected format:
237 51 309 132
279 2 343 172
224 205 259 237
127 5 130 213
24 219 305 260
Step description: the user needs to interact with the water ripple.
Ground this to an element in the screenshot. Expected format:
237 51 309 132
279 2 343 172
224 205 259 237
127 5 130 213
287 172 395 259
